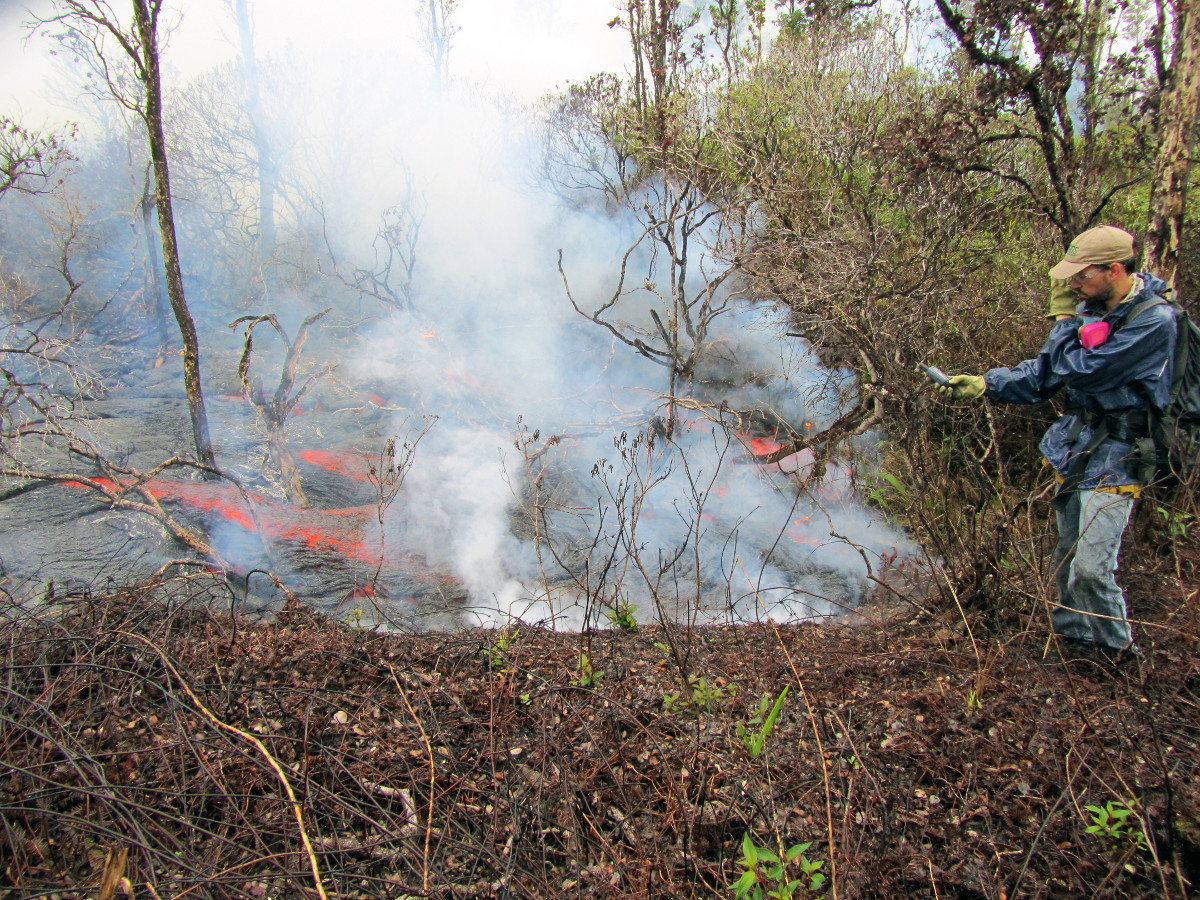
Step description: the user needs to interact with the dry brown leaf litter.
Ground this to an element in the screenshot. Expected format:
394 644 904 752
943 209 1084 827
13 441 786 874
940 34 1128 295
0 573 1197 899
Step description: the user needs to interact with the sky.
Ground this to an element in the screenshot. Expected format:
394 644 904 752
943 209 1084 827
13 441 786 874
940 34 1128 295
1 0 631 127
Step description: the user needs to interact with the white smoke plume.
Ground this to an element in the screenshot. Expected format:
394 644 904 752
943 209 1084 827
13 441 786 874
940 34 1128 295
340 81 918 629
0 2 919 626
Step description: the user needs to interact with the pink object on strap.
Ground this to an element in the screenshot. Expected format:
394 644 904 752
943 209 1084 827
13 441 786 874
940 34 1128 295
1079 321 1110 350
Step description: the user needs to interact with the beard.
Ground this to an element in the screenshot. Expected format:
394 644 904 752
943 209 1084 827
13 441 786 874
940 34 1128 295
1081 281 1116 313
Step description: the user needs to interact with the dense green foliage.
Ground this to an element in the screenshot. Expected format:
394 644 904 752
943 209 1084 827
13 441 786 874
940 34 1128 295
544 0 1197 612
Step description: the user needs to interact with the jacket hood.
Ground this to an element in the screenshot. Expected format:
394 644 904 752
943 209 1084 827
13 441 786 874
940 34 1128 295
1135 272 1169 301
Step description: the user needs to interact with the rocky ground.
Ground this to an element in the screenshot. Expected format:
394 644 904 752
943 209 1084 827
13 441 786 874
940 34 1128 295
0 546 1197 900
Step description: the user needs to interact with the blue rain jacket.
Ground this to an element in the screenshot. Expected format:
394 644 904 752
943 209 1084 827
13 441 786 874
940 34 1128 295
984 274 1176 489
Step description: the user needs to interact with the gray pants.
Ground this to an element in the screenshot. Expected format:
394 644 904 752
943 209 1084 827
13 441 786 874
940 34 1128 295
1052 489 1134 650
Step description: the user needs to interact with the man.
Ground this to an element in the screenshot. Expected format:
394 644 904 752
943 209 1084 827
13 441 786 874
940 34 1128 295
942 226 1176 664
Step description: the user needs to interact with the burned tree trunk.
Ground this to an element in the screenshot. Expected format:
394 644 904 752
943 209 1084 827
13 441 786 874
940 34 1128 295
138 161 171 351
38 2 215 463
39 1 216 465
130 0 216 467
232 309 333 508
1144 0 1200 290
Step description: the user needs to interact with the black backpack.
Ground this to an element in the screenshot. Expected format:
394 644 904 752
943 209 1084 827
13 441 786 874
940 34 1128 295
1126 296 1200 484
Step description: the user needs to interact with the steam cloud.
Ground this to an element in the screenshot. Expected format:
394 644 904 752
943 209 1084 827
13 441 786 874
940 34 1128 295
343 83 917 629
0 5 918 628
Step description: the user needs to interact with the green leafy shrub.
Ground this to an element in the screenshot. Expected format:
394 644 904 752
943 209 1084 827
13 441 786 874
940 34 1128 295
733 833 825 898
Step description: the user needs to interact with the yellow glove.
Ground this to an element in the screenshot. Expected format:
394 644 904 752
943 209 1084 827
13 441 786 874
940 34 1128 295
1047 277 1077 320
941 374 986 401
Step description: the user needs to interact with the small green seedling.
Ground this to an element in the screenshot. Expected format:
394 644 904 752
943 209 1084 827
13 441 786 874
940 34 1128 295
1156 504 1192 538
571 652 601 688
865 470 907 513
664 675 725 712
483 628 518 671
737 686 789 758
1085 800 1149 851
606 601 638 633
732 833 825 899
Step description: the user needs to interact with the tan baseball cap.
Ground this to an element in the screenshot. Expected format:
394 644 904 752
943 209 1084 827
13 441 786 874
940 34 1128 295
1049 226 1135 279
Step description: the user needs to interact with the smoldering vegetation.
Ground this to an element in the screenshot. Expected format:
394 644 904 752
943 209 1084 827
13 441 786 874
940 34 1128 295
0 7 918 630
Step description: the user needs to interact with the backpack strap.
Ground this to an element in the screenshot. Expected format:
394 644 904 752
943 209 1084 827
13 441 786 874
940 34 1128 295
1125 294 1179 485
1124 296 1169 326
1125 294 1184 405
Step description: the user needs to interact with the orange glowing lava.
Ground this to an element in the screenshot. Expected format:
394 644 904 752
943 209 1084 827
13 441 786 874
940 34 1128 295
749 437 783 455
63 475 384 564
300 449 373 481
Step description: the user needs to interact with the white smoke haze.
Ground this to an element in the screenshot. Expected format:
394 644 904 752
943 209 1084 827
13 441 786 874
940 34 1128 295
341 76 919 627
0 1 920 627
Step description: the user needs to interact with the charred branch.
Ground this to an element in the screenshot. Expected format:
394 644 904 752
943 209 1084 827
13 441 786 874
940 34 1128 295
0 450 254 570
229 308 333 508
316 182 425 312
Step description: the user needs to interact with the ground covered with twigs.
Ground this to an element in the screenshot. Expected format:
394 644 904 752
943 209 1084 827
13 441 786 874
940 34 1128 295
1 567 1198 900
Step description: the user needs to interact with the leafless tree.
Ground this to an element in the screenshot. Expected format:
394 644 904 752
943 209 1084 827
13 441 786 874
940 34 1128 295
540 75 640 204
230 309 334 508
415 0 459 94
558 175 742 436
363 417 437 614
550 6 761 434
37 0 216 467
0 118 75 198
167 54 305 311
316 166 426 312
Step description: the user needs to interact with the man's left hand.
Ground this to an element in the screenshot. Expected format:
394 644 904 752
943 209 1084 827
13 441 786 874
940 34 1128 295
940 374 986 401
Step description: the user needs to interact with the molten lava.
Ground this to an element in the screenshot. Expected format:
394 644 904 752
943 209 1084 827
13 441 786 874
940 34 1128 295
300 449 375 481
64 475 384 564
735 432 785 457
